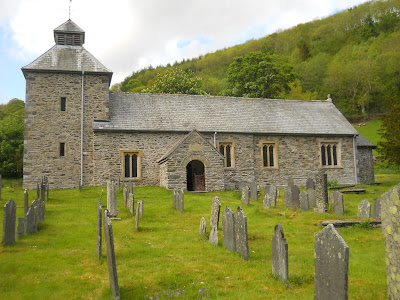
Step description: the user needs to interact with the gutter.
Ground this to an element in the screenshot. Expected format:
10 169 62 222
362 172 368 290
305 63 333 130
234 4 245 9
353 134 358 185
81 71 84 187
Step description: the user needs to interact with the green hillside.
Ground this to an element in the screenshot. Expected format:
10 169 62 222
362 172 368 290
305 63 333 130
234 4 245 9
115 0 400 119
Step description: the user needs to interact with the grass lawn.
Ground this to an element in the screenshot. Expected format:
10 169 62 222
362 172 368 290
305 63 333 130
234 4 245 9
353 120 382 155
0 173 399 299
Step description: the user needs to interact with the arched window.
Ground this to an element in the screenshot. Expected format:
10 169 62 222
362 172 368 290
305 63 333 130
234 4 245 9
320 142 340 167
121 150 142 179
261 142 277 168
218 142 235 168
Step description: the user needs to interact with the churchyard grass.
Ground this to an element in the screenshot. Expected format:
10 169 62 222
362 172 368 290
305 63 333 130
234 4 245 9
0 173 399 299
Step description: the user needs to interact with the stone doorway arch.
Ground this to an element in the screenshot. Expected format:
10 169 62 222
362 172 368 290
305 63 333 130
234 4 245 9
186 160 205 191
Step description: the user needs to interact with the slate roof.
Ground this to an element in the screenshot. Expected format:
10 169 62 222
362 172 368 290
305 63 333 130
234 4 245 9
93 93 359 136
22 45 112 75
54 19 84 33
356 135 377 148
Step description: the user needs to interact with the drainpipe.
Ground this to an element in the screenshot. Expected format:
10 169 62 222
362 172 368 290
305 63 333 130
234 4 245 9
353 134 358 185
214 132 217 148
81 71 85 187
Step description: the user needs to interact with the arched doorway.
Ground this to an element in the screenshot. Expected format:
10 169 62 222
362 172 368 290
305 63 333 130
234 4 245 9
186 160 205 191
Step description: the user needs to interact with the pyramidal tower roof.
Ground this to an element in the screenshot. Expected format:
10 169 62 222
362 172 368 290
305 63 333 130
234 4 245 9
22 19 112 79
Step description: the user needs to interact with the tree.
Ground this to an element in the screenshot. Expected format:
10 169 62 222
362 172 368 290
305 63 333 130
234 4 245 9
145 68 207 95
298 40 311 61
224 52 296 99
378 97 400 166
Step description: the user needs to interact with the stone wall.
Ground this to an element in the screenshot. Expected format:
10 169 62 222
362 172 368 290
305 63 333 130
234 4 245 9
23 71 110 189
357 147 375 184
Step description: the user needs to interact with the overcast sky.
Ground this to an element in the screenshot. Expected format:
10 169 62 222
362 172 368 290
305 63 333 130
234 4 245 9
0 0 368 104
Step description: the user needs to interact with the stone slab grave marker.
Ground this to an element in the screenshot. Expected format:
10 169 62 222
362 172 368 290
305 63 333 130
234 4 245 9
380 183 400 300
26 206 37 234
271 224 288 282
235 206 249 260
199 217 206 237
314 224 349 300
210 196 221 229
331 191 345 216
17 218 25 239
128 182 134 195
3 199 17 245
122 187 127 207
306 177 316 207
172 189 177 209
314 172 328 213
31 199 40 228
36 183 40 199
372 198 381 219
128 193 134 216
299 190 309 211
135 201 141 231
209 226 218 246
264 184 277 208
107 181 118 217
97 191 103 259
284 186 292 209
138 200 144 218
46 182 49 201
291 185 300 208
38 199 45 222
24 189 29 216
250 181 258 201
222 206 236 252
357 199 371 219
179 189 184 212
287 176 294 188
103 210 120 299
241 186 250 206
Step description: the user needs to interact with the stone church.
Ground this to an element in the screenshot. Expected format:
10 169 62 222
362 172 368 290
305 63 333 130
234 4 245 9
22 20 376 191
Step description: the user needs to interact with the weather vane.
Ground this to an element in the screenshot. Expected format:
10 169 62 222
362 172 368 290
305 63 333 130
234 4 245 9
69 0 72 19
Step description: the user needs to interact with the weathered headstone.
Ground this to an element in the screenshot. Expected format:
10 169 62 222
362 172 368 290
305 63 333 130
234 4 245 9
380 184 400 300
103 210 120 299
287 177 294 187
3 199 16 245
46 182 49 201
291 185 300 208
17 218 25 239
314 224 349 300
271 224 288 282
314 172 328 213
306 178 316 207
241 186 250 206
36 183 40 199
372 198 381 219
128 182 134 195
210 196 221 229
24 189 29 216
238 181 247 193
179 189 184 212
40 182 45 201
38 199 45 222
97 199 102 259
357 199 371 219
222 206 236 252
300 190 309 211
264 184 277 208
107 181 118 217
138 200 144 218
235 206 249 260
128 193 134 215
331 191 345 216
26 206 36 234
135 201 141 231
31 199 40 228
209 226 218 246
122 187 127 207
199 217 206 237
250 181 258 200
284 186 292 209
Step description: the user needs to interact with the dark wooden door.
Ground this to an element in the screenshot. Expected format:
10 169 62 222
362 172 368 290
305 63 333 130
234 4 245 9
194 174 205 191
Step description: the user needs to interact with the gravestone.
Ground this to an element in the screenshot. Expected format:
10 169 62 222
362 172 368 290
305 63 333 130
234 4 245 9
209 226 218 246
300 190 309 211
307 178 316 207
97 199 102 259
46 182 49 201
36 183 40 199
38 199 45 222
3 199 16 245
271 224 288 281
172 190 177 209
314 224 349 300
210 196 221 229
287 177 294 187
264 184 277 208
372 198 381 219
199 217 206 237
135 201 141 231
331 191 345 216
380 184 400 300
40 182 45 201
26 206 36 234
128 193 134 215
103 210 120 299
128 182 134 195
17 218 25 239
250 181 258 200
314 172 328 213
122 187 127 207
291 185 300 208
238 181 247 192
179 189 184 212
357 199 371 219
24 189 29 216
138 200 144 218
31 199 40 228
284 186 292 209
222 206 236 252
107 181 118 217
235 206 249 260
241 186 250 205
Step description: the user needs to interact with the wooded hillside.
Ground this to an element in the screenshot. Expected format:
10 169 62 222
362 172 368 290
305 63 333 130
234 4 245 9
114 0 400 119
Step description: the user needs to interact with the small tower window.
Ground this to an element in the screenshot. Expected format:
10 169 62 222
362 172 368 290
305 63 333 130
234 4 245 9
60 143 65 157
61 97 66 111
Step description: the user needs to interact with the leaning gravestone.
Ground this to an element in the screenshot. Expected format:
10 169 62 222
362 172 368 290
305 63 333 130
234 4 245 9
179 189 184 212
284 186 292 209
209 226 218 246
210 196 221 229
314 172 328 213
26 206 36 234
107 181 118 217
372 198 381 219
380 184 400 300
24 189 29 216
222 206 236 252
235 206 249 260
135 201 141 231
97 199 102 259
128 193 134 215
122 187 127 207
241 186 250 206
357 199 371 219
250 181 258 201
299 190 309 211
306 178 316 207
271 224 288 282
199 217 206 237
103 210 120 299
3 199 17 245
17 218 25 239
314 224 349 300
291 185 300 208
331 191 345 216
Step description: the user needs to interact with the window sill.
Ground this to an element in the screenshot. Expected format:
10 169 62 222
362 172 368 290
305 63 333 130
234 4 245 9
121 177 142 182
319 165 343 169
262 166 279 170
